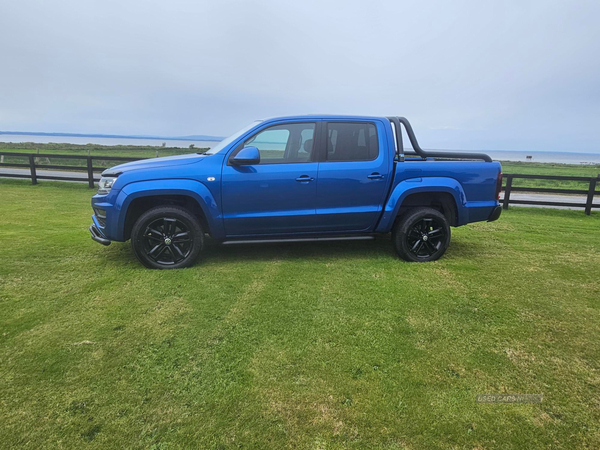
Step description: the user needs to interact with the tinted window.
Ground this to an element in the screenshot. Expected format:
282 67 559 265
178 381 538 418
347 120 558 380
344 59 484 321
326 122 378 162
241 123 316 164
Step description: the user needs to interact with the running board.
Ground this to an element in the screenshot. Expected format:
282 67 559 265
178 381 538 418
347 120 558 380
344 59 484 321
222 236 375 245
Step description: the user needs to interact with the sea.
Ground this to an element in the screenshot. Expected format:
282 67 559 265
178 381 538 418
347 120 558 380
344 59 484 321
424 149 600 165
1 133 599 165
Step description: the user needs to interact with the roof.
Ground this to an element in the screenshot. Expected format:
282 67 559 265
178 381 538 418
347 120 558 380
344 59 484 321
259 114 388 122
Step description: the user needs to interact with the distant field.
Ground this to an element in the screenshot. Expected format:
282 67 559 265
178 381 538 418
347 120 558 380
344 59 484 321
500 161 600 177
1 178 599 449
499 161 600 190
0 141 200 159
0 142 200 171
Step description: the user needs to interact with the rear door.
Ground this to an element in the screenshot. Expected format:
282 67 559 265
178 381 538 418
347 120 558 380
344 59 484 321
221 121 320 236
315 120 389 232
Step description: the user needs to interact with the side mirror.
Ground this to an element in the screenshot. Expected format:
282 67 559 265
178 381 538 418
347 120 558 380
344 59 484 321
231 146 260 165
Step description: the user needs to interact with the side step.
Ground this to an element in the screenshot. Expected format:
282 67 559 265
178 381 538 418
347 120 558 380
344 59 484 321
222 236 376 245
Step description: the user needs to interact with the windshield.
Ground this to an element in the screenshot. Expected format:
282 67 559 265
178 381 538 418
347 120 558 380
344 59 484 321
203 120 262 155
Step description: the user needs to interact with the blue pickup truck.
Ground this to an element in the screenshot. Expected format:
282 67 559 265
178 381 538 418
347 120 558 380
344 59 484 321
90 116 502 269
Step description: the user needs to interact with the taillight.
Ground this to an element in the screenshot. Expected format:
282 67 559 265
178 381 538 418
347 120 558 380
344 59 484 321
496 172 503 200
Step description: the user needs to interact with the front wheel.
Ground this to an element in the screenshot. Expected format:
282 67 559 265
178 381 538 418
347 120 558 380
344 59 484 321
392 207 451 262
131 206 204 269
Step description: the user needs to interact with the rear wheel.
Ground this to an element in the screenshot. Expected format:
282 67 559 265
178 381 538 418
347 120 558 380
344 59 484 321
131 206 204 269
392 207 450 262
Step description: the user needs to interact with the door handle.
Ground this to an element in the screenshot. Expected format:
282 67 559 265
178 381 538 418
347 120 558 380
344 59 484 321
295 175 314 182
368 173 384 179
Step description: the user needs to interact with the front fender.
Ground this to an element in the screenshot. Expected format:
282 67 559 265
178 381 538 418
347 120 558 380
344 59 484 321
110 179 224 241
375 177 468 232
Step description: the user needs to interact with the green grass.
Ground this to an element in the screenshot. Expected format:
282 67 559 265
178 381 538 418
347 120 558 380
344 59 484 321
1 179 599 449
0 141 204 158
500 161 600 177
499 161 600 191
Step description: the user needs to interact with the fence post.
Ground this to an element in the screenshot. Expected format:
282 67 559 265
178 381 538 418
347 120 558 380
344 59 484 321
87 156 94 188
28 155 37 185
502 175 512 210
585 178 597 216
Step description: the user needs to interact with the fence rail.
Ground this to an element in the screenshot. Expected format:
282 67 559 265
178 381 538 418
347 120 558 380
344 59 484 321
1 151 598 215
0 151 143 188
501 173 600 215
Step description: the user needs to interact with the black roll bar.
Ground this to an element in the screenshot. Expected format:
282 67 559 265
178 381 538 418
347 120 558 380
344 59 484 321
386 116 492 162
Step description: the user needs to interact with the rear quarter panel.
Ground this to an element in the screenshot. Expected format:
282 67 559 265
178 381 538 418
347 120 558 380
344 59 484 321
376 160 501 231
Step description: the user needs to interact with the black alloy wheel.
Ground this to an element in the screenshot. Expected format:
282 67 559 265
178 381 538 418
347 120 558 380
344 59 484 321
392 207 451 262
142 217 192 265
406 217 446 259
131 206 204 269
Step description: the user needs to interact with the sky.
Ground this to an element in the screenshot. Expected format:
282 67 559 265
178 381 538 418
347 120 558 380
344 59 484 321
1 0 599 152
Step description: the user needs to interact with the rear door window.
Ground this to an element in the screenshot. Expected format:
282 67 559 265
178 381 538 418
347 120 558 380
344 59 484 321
326 122 378 162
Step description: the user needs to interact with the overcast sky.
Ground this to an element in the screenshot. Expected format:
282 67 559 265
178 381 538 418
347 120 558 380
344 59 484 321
1 0 599 152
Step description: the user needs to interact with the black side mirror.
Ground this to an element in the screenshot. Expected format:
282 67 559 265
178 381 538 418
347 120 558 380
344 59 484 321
231 146 260 165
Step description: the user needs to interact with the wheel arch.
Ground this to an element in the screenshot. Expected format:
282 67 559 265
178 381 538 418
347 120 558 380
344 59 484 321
395 191 458 227
115 180 224 241
123 195 208 241
376 177 467 232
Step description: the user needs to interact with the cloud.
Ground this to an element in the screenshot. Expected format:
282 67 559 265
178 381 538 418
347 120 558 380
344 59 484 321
1 0 599 151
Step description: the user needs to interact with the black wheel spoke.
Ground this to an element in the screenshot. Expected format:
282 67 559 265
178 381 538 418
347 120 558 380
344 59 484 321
415 240 425 254
408 229 421 239
411 239 422 251
149 243 163 255
171 244 185 261
155 245 169 260
166 247 176 262
172 231 191 243
425 240 437 253
164 218 176 235
148 227 163 237
428 228 442 237
421 218 432 232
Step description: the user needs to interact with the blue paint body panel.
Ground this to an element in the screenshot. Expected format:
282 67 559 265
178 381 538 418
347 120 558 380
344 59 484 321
91 115 501 243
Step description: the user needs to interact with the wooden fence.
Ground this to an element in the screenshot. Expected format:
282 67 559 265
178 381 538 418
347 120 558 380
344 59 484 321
0 151 141 188
501 174 599 216
1 151 598 215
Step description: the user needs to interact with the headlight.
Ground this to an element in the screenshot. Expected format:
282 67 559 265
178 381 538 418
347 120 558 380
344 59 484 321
97 177 117 195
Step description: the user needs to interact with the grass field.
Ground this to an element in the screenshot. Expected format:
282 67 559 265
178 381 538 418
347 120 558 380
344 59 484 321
0 142 209 159
0 143 204 172
500 161 600 191
1 179 599 449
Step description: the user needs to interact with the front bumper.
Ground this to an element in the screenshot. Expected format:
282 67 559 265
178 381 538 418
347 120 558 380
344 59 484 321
90 223 111 246
487 205 502 222
91 192 117 244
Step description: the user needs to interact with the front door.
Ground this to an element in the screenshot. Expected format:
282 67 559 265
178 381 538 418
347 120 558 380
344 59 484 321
315 121 390 232
221 121 319 236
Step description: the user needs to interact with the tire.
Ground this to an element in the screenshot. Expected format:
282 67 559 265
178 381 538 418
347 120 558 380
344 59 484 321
392 207 451 262
131 206 204 269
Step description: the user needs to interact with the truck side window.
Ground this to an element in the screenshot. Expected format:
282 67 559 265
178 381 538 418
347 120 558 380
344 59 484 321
240 123 316 164
326 122 378 162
